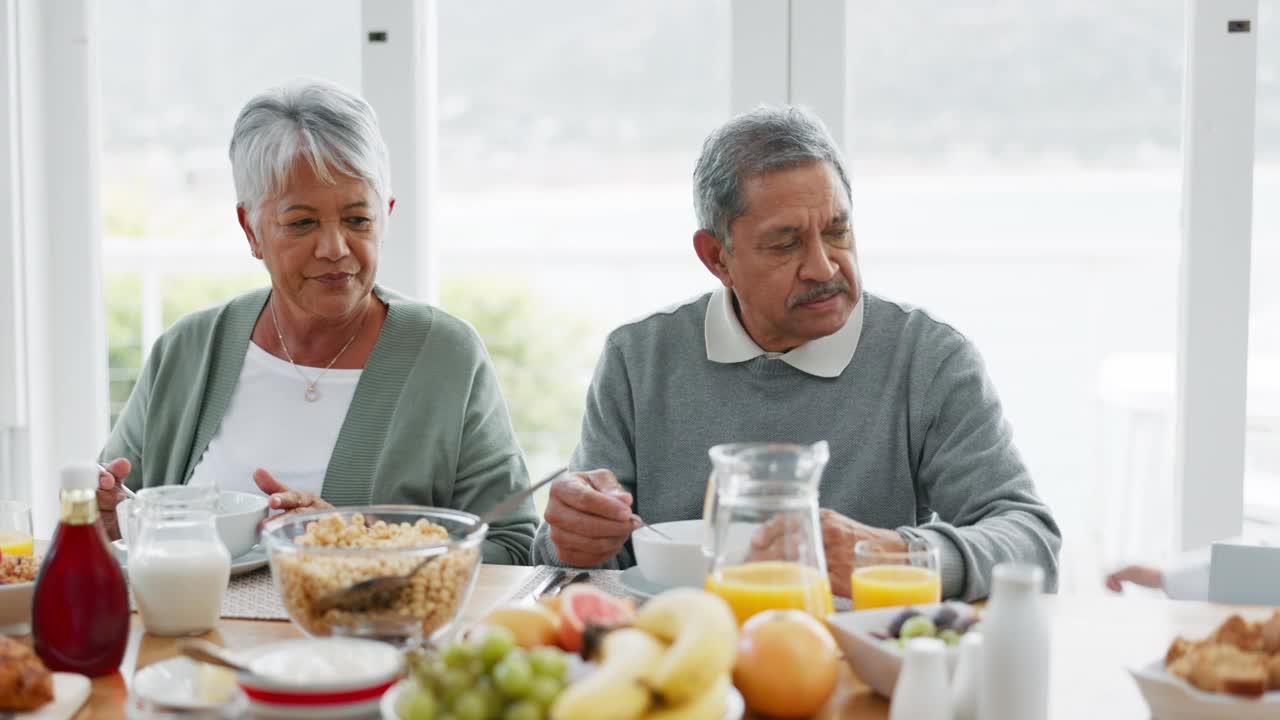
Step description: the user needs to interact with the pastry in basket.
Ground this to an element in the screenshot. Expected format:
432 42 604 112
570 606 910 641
0 636 54 711
1165 611 1280 697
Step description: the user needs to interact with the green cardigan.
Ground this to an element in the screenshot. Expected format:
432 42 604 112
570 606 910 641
99 285 537 564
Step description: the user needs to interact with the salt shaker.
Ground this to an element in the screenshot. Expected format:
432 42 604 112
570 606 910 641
889 637 952 720
951 631 983 720
980 563 1050 720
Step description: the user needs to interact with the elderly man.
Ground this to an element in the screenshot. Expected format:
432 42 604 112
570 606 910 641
531 106 1061 600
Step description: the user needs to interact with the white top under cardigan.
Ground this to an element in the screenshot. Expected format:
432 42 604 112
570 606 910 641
187 342 362 500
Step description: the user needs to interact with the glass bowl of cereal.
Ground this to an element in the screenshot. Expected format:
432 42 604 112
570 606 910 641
262 506 485 646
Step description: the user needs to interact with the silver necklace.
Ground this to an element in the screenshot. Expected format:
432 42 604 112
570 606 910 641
268 298 363 402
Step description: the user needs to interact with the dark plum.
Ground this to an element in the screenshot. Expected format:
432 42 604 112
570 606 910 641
887 608 922 639
932 605 959 630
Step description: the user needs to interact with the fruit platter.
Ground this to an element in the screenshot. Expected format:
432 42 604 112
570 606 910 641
827 602 981 698
385 585 747 720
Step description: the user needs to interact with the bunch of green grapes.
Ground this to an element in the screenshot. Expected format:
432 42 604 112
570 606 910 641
400 627 571 720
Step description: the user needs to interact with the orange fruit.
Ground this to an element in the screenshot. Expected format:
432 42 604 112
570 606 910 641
557 585 633 653
483 604 560 648
733 609 839 718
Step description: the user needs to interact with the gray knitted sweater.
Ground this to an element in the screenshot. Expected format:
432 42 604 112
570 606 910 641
532 291 1061 600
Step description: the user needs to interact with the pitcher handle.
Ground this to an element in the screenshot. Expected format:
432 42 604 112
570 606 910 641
701 467 718 563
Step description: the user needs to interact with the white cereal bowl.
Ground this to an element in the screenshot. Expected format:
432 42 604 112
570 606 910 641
119 490 269 559
631 520 708 588
0 581 35 634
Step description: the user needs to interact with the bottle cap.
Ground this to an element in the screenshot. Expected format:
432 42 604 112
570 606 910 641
61 462 101 491
904 636 946 658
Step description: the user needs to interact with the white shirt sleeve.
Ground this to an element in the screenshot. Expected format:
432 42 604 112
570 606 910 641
1161 544 1215 601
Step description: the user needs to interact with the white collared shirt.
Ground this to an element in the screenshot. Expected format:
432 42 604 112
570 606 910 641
703 286 864 378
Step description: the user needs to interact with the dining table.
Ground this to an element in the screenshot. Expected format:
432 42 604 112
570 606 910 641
69 563 1272 719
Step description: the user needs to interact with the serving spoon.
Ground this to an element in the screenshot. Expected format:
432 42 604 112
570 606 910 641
176 638 250 673
312 466 569 613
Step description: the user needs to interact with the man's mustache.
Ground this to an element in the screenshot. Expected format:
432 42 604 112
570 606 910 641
790 280 851 307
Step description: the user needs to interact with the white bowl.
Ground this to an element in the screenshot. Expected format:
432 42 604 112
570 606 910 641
236 637 403 719
632 520 708 588
827 603 967 697
119 490 269 558
1129 659 1280 719
0 580 34 634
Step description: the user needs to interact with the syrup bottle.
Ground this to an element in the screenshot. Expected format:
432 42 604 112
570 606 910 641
32 462 130 676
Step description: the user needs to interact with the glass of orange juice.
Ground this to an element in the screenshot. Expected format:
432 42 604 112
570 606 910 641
850 538 941 610
0 501 34 557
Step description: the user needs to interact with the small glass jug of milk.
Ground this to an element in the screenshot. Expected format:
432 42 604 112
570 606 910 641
129 505 231 636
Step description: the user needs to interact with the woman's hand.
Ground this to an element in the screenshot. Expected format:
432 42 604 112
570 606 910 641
253 468 333 525
96 457 133 540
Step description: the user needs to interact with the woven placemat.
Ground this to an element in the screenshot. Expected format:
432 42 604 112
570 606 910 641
501 565 853 611
502 566 632 605
128 568 290 621
219 568 290 620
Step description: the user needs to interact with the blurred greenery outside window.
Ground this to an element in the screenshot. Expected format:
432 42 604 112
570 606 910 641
104 272 598 492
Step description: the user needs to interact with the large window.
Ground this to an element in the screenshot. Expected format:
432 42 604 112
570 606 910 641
846 2 1188 591
91 1 1273 582
1245 0 1280 525
99 0 360 421
435 0 731 482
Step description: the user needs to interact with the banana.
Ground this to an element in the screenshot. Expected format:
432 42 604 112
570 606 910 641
643 673 729 720
630 589 738 705
549 628 667 720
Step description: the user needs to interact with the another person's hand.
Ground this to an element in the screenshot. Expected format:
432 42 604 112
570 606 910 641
96 458 133 540
1104 564 1165 593
750 508 906 598
253 469 334 526
543 469 641 567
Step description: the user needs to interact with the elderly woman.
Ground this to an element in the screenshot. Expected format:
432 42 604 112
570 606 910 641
96 80 536 564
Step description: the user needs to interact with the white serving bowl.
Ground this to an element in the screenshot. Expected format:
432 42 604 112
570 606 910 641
827 603 970 698
119 490 269 558
1129 660 1280 720
632 519 708 588
0 580 35 634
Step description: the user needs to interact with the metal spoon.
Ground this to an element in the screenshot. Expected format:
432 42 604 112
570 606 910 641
98 463 137 499
313 466 569 613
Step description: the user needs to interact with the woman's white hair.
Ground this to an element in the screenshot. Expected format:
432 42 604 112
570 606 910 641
229 79 391 229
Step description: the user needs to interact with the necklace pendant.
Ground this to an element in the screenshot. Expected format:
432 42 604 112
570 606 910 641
304 384 320 402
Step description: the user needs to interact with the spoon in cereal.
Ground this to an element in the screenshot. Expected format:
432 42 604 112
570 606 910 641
313 466 569 614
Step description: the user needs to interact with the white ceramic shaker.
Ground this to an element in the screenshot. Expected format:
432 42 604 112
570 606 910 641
889 637 953 720
980 563 1050 720
951 631 983 720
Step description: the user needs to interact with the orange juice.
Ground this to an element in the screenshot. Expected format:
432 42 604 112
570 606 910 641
705 561 834 625
850 565 941 609
0 530 34 557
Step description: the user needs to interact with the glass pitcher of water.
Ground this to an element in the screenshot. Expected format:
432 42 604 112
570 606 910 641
702 441 834 625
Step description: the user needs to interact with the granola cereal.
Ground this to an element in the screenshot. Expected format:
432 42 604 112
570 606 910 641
0 556 37 585
273 513 479 638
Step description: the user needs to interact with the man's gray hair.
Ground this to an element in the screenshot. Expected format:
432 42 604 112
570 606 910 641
229 79 391 229
693 105 851 251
